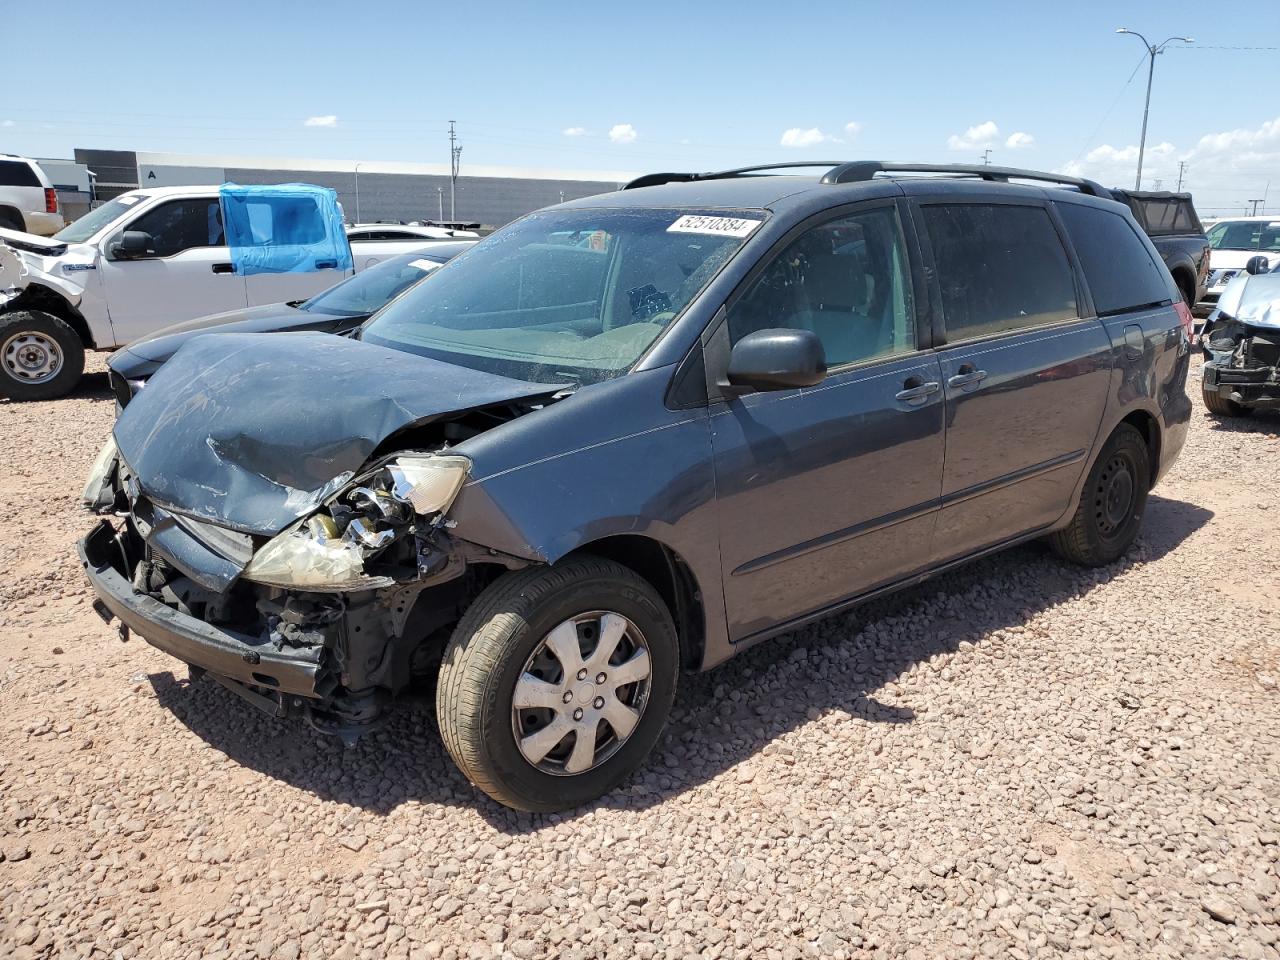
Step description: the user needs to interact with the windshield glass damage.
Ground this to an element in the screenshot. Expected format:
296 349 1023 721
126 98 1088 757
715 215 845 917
361 208 762 385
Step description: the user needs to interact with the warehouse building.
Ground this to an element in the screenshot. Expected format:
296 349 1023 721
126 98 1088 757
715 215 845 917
72 148 635 228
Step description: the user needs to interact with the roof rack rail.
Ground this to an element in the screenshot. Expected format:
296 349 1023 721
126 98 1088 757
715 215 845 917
623 161 1107 198
623 162 845 190
821 162 1107 197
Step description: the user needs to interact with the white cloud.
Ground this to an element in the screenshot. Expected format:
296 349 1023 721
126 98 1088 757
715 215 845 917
304 115 338 128
844 121 864 138
780 127 830 149
947 120 1000 151
1006 131 1035 149
562 127 587 137
1 120 13 128
1059 117 1280 211
609 123 637 144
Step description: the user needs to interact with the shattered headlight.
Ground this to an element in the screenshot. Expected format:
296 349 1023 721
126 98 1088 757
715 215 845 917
242 454 470 591
81 436 119 512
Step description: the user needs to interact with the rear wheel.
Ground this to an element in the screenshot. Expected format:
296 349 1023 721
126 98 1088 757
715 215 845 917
0 208 22 231
1202 384 1250 418
1050 424 1149 567
436 557 678 812
0 310 85 401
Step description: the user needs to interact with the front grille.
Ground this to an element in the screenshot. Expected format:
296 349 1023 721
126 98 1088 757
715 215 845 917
108 370 133 408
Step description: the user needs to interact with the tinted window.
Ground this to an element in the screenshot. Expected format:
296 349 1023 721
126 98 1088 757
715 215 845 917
0 160 41 188
1057 203 1172 316
728 207 915 367
125 199 225 257
303 253 446 315
922 204 1078 340
1139 198 1178 234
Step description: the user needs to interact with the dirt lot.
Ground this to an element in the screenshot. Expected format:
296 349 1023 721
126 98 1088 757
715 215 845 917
1 354 1278 960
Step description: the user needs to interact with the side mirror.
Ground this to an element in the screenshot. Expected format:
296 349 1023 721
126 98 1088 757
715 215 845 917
1245 255 1271 276
110 230 153 260
725 328 826 393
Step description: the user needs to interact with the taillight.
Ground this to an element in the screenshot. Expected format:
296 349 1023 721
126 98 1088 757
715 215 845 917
1174 300 1194 342
44 188 58 214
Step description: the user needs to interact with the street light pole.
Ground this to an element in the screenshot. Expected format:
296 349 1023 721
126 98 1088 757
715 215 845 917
353 161 364 223
1116 28 1194 190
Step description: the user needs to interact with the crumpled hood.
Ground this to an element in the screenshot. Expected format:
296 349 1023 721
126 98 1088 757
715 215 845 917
1216 273 1280 330
112 331 561 536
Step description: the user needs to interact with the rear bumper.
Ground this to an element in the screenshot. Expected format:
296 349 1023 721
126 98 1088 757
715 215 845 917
20 211 65 237
77 520 324 697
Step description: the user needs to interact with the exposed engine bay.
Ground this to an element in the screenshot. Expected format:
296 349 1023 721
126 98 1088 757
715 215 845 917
78 331 571 742
1201 270 1280 412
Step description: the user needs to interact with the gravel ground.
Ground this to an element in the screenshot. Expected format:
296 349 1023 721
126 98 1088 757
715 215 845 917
1 354 1278 960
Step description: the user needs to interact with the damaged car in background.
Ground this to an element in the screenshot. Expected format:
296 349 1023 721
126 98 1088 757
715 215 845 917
1201 254 1280 417
79 161 1190 812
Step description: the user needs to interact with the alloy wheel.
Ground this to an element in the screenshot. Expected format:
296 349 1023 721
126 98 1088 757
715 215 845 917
511 611 652 776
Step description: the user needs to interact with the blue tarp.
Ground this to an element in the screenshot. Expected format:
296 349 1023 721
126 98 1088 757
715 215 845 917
220 183 353 276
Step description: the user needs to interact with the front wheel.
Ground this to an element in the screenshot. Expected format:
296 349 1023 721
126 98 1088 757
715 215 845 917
0 310 85 401
436 557 679 812
1049 424 1150 567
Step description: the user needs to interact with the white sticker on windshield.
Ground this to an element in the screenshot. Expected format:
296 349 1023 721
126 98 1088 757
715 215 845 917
408 258 440 271
667 215 762 239
118 196 141 205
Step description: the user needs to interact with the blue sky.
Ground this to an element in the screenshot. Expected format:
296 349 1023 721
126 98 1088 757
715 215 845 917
6 0 1279 214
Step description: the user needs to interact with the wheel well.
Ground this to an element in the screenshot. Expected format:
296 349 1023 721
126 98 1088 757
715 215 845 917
4 284 94 348
1119 410 1161 489
566 535 705 671
1170 266 1195 301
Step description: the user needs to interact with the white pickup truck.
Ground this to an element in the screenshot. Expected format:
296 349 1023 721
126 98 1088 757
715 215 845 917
0 183 452 400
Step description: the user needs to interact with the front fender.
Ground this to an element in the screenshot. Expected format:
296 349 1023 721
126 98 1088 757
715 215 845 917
447 366 730 666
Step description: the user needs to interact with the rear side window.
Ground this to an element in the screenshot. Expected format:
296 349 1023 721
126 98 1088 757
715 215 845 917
1057 203 1172 316
0 160 41 188
922 203 1078 341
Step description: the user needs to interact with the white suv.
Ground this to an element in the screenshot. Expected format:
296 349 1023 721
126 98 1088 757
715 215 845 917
0 155 64 237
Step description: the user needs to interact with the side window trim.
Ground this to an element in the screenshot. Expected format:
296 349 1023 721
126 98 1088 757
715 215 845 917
114 197 225 261
908 195 1088 348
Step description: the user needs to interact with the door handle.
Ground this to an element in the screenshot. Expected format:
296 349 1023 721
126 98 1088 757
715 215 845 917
895 376 940 406
947 363 988 390
211 262 235 274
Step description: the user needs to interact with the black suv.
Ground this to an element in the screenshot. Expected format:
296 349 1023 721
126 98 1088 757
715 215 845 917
79 162 1192 812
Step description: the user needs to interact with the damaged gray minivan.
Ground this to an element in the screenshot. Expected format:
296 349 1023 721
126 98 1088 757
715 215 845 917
79 162 1191 811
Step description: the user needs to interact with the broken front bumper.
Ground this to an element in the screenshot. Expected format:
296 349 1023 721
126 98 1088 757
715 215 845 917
1202 362 1280 410
78 520 325 697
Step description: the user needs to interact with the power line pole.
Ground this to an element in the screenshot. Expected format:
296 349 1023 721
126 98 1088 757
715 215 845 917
980 148 992 165
1248 198 1264 215
1116 29 1194 190
1175 161 1187 192
448 121 462 222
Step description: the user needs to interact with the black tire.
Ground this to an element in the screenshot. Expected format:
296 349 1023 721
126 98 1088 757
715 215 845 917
0 310 85 401
437 557 678 812
1202 384 1250 418
0 208 22 231
1177 276 1195 308
1050 424 1150 567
